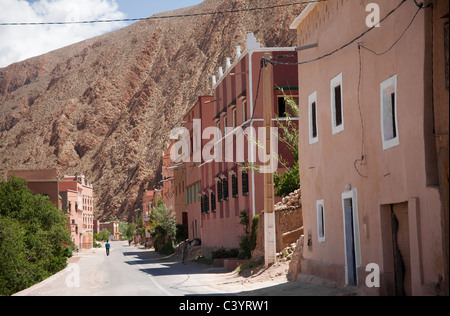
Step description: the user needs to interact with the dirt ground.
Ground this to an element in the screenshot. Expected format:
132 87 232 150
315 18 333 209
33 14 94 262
197 258 358 296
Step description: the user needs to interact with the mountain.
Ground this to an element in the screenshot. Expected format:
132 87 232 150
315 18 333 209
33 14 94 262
0 0 303 221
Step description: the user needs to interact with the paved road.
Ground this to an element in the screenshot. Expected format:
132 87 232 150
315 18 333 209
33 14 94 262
14 241 233 296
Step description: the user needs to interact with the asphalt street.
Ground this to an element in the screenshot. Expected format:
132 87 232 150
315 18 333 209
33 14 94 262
14 241 233 296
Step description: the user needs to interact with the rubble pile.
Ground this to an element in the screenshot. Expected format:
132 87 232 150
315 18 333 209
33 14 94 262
275 189 301 211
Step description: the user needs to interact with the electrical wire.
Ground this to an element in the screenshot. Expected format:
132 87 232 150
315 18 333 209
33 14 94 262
359 4 422 56
0 0 327 26
264 0 410 67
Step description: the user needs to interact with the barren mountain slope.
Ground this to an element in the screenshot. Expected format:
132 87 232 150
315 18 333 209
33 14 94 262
0 0 303 220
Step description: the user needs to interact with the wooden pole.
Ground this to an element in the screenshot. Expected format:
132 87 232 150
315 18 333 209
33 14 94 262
262 53 276 268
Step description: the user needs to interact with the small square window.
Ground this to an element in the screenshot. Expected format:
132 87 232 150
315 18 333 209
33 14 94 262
278 96 299 118
330 73 344 134
380 75 399 150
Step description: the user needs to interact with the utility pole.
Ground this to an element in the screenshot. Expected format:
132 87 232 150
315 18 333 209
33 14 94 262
262 53 276 268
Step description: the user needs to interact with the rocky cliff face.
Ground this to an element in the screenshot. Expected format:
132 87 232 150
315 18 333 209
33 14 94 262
0 0 303 220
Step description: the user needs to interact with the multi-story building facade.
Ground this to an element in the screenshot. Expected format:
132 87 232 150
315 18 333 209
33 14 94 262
290 0 448 295
183 95 214 241
59 175 94 249
160 142 187 226
198 34 299 257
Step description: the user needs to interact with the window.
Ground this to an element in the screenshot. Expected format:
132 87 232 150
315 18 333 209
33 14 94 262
223 117 227 135
203 193 210 214
242 171 249 196
331 73 344 134
232 174 238 198
316 200 325 243
243 99 248 122
211 192 216 213
222 178 229 200
200 195 204 214
217 179 223 202
186 187 189 204
380 75 399 150
216 121 221 141
278 96 299 118
278 97 287 117
233 108 237 128
308 91 319 144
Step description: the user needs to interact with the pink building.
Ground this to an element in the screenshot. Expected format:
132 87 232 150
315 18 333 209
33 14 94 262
160 142 187 225
199 34 299 257
60 189 82 249
290 0 448 295
8 169 61 209
59 175 94 250
183 95 214 241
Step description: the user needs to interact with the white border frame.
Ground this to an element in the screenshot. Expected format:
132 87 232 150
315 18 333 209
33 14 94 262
309 91 319 144
341 188 361 286
380 75 399 150
330 73 344 135
316 199 325 243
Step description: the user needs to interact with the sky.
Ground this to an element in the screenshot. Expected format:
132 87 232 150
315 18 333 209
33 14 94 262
0 0 204 68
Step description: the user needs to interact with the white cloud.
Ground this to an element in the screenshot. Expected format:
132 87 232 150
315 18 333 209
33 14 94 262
0 0 127 68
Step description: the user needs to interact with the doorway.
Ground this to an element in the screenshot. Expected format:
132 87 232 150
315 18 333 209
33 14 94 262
391 202 412 296
343 197 357 286
342 189 361 287
380 202 412 296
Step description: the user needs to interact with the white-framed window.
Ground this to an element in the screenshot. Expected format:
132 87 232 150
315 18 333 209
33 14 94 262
316 200 325 243
309 91 319 144
380 75 399 150
216 121 221 140
232 108 237 128
242 99 247 122
330 73 344 134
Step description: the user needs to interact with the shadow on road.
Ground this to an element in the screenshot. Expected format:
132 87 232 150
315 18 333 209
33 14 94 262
123 248 221 278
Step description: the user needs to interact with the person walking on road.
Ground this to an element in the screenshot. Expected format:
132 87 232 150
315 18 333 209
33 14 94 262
106 241 111 256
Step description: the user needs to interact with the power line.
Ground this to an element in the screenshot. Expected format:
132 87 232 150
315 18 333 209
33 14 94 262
0 0 327 26
264 0 418 66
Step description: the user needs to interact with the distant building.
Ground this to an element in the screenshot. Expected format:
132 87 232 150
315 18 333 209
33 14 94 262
59 175 95 250
99 221 120 241
161 142 187 226
7 170 96 251
8 169 61 209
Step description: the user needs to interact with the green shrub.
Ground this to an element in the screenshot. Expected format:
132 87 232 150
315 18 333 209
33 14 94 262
0 176 71 296
211 247 239 259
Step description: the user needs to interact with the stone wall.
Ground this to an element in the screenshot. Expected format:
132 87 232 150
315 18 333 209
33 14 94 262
252 189 303 259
